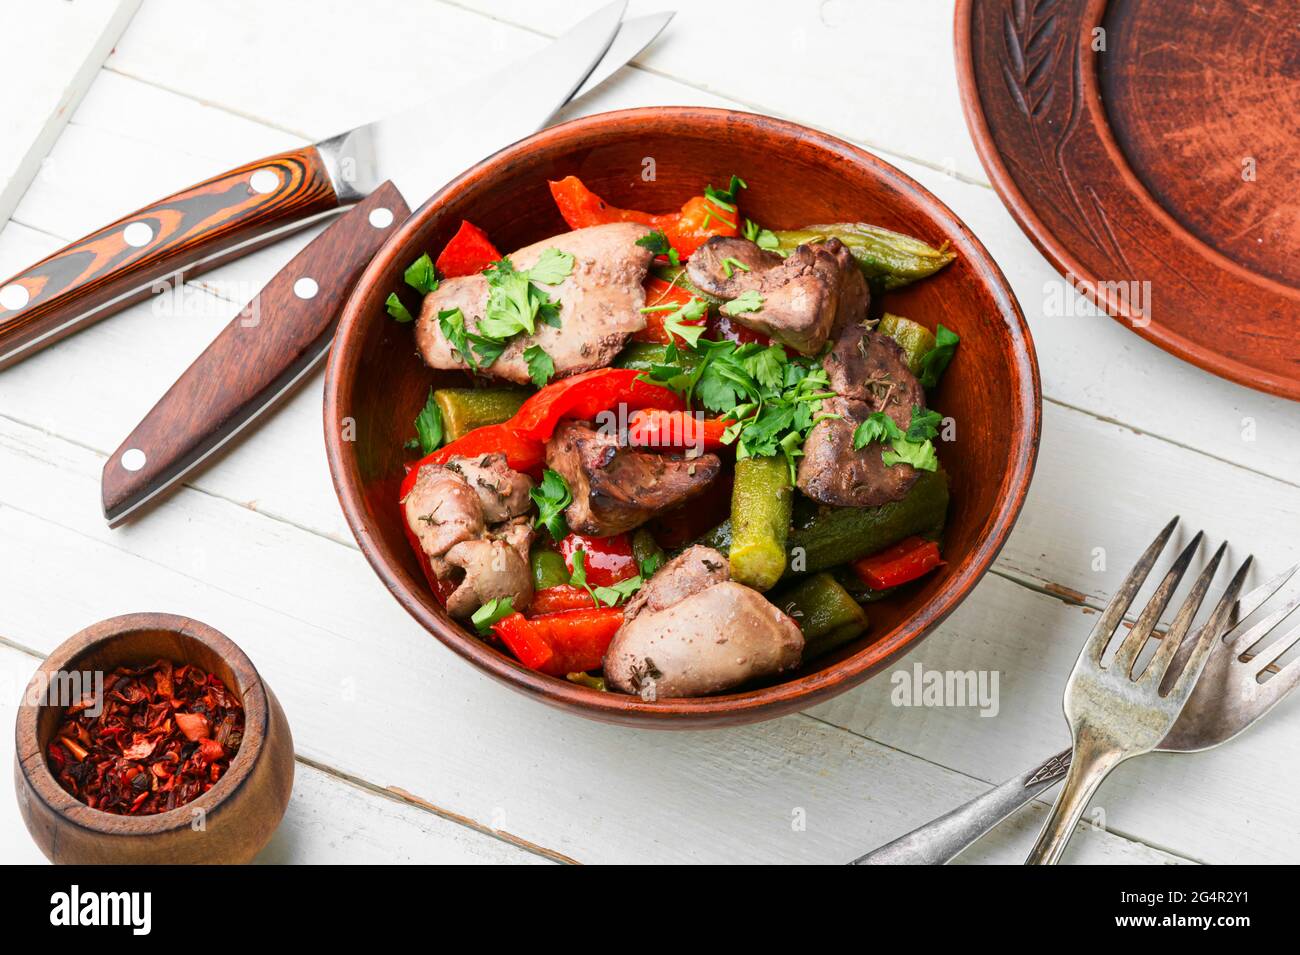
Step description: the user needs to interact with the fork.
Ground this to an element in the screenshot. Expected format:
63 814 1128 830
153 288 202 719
855 556 1300 864
855 518 1300 865
1024 518 1249 864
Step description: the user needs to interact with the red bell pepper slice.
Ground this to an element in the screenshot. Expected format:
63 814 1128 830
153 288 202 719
492 608 625 676
626 409 730 453
548 176 740 260
400 423 545 499
632 276 707 345
851 537 944 590
435 220 501 278
529 584 598 615
558 532 638 587
509 368 684 442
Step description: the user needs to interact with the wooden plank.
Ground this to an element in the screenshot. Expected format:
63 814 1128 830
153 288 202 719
0 0 140 224
0 414 1186 864
0 643 550 865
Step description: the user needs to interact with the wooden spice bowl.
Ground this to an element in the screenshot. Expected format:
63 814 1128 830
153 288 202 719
325 107 1041 728
13 613 294 864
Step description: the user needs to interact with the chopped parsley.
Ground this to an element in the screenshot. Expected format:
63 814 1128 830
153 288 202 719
438 251 574 373
635 229 681 266
851 405 941 472
409 389 444 455
641 295 709 348
705 174 747 211
529 468 572 540
638 551 665 578
385 293 414 323
743 217 781 251
640 338 837 481
593 575 644 607
721 289 764 316
471 597 515 634
917 324 960 389
721 257 751 278
404 253 439 294
523 344 555 387
569 548 596 603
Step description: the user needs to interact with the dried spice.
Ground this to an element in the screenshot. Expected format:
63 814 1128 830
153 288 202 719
46 659 244 815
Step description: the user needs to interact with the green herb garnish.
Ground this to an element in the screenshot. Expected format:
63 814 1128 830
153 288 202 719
530 468 572 540
523 344 555 387
721 289 764 316
411 388 444 455
471 597 515 634
385 293 414 323
917 324 959 389
404 253 438 294
851 405 940 472
593 575 643 607
635 229 681 266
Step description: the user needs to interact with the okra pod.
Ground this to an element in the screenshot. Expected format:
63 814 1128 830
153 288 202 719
435 387 530 441
772 572 868 642
728 456 793 591
773 223 955 291
698 469 949 578
877 313 937 376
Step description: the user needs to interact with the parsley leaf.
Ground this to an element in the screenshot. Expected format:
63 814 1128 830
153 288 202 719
523 344 555 387
592 575 643 607
883 439 938 471
852 407 940 473
639 551 664 578
527 248 575 285
662 296 709 348
706 174 747 210
412 389 444 455
404 253 438 294
569 548 596 603
471 597 514 634
917 324 960 389
385 293 414 323
721 257 751 278
530 468 572 540
480 259 541 339
721 289 764 316
635 229 681 266
742 218 780 251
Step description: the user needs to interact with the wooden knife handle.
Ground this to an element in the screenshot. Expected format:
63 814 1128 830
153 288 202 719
101 181 410 525
0 145 341 369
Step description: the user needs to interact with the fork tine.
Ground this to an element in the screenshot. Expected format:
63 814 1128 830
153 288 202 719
1167 555 1253 702
1144 541 1224 684
1259 653 1300 708
1234 562 1300 626
1084 516 1179 664
1249 619 1300 674
1111 530 1203 677
1229 590 1300 657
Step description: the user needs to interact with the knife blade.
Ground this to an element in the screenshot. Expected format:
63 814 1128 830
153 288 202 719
0 1 630 369
100 8 674 526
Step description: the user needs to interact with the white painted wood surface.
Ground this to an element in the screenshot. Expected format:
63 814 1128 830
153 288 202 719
0 0 140 224
1 0 1297 865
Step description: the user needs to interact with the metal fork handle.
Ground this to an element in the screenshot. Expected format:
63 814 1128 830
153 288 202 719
1025 729 1126 864
852 748 1073 865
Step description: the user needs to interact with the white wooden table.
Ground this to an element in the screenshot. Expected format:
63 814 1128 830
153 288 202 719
3 0 1298 866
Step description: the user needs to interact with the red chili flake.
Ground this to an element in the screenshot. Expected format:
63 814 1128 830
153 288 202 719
45 659 244 815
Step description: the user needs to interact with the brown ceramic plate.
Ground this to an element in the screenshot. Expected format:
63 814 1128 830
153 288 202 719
324 107 1040 728
956 0 1300 400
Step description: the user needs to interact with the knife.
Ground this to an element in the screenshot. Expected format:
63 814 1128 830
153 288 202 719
0 1 652 369
98 5 673 526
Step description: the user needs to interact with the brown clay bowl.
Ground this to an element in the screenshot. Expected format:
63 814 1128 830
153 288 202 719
14 613 294 863
324 107 1040 728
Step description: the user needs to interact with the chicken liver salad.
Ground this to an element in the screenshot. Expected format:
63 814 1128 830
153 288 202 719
389 175 959 700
